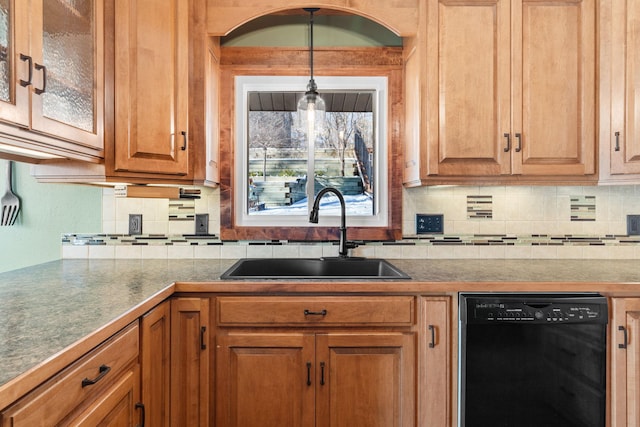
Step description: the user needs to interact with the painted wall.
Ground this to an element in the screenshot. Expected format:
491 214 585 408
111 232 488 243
0 161 101 273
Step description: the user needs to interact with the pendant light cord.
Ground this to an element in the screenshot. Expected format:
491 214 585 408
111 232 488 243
304 8 319 92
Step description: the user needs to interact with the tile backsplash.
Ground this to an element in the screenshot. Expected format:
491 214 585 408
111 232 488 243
62 185 640 260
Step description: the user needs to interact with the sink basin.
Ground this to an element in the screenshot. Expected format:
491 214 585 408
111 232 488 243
220 258 411 280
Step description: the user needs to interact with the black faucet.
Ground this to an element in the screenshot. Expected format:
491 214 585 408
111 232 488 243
309 187 358 257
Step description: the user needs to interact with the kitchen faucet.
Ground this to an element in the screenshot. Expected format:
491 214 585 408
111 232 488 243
309 187 358 257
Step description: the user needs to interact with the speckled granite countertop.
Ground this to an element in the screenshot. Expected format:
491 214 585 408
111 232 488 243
1 258 640 405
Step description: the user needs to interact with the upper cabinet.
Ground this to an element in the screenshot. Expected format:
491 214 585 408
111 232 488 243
113 0 189 175
34 0 219 185
604 0 640 179
405 0 597 186
0 0 104 162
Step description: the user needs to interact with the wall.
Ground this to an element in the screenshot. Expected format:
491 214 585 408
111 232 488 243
0 161 101 273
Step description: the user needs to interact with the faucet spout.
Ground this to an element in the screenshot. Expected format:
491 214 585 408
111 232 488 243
309 187 355 257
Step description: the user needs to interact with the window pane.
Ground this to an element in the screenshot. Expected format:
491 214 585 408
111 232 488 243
247 91 375 218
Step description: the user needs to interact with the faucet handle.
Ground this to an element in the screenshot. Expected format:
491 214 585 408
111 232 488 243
345 241 359 250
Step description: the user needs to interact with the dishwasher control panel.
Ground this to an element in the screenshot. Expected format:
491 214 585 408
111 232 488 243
462 294 608 324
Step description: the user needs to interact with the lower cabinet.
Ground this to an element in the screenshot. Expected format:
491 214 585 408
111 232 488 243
611 297 640 426
0 321 141 427
141 300 171 427
213 295 451 427
170 297 210 427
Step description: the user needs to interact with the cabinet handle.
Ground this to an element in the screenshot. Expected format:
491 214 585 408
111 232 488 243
34 63 46 95
503 133 510 152
306 362 312 386
320 361 326 385
180 131 187 150
200 326 207 350
304 309 327 316
135 402 146 427
428 324 436 348
19 54 32 87
515 133 522 152
615 131 621 152
619 325 628 349
81 364 111 387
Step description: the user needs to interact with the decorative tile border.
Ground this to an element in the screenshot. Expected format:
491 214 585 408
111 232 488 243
62 233 640 248
467 195 493 219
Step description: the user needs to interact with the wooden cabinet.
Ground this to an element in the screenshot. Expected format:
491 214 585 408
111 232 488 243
113 0 189 175
141 300 170 427
607 0 640 177
0 322 141 427
215 296 420 427
405 0 596 185
611 298 640 426
170 297 210 427
0 0 104 162
33 0 219 186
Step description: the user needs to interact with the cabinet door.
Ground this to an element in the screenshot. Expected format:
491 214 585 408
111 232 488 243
610 0 640 174
69 366 142 427
114 0 189 175
511 0 595 176
426 0 511 176
421 297 451 426
216 333 316 427
611 298 640 427
29 0 104 150
170 297 210 427
141 301 170 427
0 1 30 127
315 332 415 427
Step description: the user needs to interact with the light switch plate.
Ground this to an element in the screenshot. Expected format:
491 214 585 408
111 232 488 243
129 214 142 235
416 214 444 234
628 215 640 235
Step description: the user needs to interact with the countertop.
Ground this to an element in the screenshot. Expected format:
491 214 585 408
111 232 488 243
1 258 640 407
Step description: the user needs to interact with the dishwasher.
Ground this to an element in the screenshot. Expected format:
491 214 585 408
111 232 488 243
458 293 608 427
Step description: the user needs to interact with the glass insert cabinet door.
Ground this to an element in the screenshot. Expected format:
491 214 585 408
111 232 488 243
0 0 103 150
30 0 103 150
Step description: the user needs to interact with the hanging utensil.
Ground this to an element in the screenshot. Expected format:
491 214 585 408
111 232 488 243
1 160 21 226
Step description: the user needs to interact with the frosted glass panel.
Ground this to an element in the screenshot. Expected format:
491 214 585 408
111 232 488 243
42 0 94 132
0 0 10 103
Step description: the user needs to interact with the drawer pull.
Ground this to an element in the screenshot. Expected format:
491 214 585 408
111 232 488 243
306 362 312 386
136 402 146 427
428 324 436 348
304 309 327 316
81 364 111 387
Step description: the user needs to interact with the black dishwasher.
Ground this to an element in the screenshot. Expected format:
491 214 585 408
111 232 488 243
459 293 608 427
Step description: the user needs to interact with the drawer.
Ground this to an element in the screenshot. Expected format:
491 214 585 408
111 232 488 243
217 296 415 326
1 321 139 427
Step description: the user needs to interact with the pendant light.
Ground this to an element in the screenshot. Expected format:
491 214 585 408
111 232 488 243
297 8 326 129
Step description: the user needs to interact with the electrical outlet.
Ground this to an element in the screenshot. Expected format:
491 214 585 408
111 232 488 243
628 215 640 235
416 214 444 234
195 214 209 235
129 214 142 235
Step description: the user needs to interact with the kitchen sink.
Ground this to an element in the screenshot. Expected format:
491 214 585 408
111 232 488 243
220 257 411 280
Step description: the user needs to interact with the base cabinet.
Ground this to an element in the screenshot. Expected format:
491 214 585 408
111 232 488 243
0 322 141 427
141 300 170 427
214 295 430 427
611 298 640 426
170 297 210 427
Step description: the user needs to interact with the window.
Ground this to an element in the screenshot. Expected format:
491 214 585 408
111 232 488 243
234 75 389 228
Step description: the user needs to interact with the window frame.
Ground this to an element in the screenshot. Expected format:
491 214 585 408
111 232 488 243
235 75 389 228
219 46 403 241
